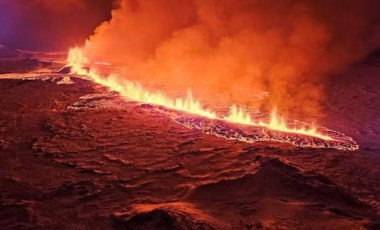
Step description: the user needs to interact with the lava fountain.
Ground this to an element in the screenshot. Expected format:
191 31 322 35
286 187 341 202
67 47 358 151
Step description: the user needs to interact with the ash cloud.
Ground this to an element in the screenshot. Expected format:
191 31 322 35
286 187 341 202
87 1 380 117
0 0 114 51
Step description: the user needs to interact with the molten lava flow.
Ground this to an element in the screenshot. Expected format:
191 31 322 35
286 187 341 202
67 47 333 141
67 48 217 119
267 107 330 140
225 106 332 140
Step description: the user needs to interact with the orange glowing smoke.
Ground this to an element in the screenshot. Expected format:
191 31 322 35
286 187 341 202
81 0 380 119
67 47 332 141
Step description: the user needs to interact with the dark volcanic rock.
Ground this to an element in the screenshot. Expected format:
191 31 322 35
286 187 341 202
188 158 373 220
113 209 214 230
0 58 51 74
1 51 380 229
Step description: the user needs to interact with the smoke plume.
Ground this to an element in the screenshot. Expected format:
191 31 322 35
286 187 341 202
83 0 380 118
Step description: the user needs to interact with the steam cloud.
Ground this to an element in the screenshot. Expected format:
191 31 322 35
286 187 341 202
83 0 380 118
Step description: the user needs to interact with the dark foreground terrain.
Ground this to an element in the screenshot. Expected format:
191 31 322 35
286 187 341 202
0 46 380 229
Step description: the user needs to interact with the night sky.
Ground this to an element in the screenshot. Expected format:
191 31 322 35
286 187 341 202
0 0 113 51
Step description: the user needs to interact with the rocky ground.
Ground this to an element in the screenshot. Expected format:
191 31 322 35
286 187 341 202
0 46 379 229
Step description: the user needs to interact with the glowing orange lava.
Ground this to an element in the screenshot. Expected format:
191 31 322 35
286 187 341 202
67 47 332 141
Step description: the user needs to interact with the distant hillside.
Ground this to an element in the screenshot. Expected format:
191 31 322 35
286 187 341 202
0 44 19 58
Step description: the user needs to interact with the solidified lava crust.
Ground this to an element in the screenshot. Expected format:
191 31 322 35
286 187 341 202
175 116 359 151
1 49 380 229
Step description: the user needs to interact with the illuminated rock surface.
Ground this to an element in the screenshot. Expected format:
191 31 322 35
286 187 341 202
0 48 380 229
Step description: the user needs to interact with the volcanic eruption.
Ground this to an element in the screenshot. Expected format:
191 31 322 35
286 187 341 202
67 47 358 150
62 0 380 151
1 0 380 229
